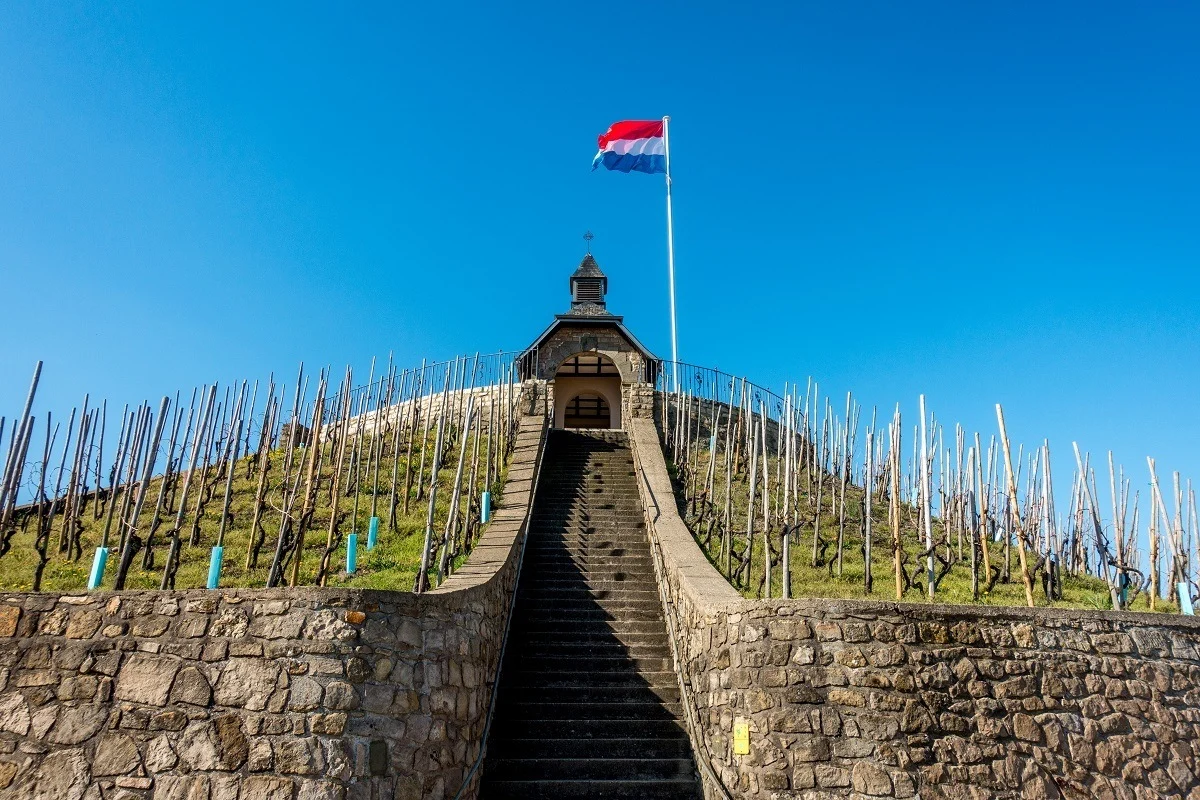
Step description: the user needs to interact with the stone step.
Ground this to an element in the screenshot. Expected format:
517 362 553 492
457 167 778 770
485 757 695 782
512 630 669 646
529 533 645 542
506 669 677 688
522 576 655 587
515 598 663 614
514 626 667 641
516 606 667 623
520 582 657 594
481 778 700 799
522 563 657 577
517 594 659 607
517 619 667 635
524 547 650 559
496 700 683 720
486 736 693 760
511 642 672 661
518 593 660 607
540 488 641 495
524 569 656 582
508 654 672 672
535 507 644 515
520 583 659 595
490 718 688 740
501 684 680 705
527 535 647 546
523 569 655 582
528 526 648 535
526 531 648 541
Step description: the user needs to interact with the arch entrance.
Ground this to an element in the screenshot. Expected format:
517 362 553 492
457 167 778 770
563 394 611 429
553 352 621 430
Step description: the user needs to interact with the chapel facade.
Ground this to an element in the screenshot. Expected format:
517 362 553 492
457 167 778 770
519 254 658 430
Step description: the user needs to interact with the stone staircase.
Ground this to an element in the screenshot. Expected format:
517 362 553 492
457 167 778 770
480 429 702 799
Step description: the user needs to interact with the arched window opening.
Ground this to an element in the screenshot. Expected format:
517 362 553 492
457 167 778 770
555 352 619 377
564 394 611 429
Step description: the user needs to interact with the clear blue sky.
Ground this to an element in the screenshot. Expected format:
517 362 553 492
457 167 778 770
2 3 1197 526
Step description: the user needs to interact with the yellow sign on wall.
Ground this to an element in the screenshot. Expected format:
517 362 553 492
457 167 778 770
733 719 750 755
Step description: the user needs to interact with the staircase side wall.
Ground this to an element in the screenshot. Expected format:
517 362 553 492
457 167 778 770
0 413 547 800
629 417 1200 800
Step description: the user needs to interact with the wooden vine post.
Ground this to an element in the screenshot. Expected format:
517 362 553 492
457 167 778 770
995 404 1036 607
889 408 903 600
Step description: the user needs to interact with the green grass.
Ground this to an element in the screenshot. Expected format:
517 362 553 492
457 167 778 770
1 426 509 593
671 449 1175 612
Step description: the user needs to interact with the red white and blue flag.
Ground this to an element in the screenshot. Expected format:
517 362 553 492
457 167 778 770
592 120 666 174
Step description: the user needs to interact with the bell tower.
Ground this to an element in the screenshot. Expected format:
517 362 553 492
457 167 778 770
520 244 660 429
569 254 608 313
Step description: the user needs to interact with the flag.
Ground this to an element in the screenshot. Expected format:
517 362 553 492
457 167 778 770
592 120 666 174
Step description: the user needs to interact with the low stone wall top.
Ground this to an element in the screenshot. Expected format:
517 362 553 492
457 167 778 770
628 417 1200 800
0 413 547 800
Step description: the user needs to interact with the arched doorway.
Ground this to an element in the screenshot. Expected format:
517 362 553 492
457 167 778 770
563 394 611 429
553 352 622 430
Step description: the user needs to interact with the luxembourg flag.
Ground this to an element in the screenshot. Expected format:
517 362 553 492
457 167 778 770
591 119 667 174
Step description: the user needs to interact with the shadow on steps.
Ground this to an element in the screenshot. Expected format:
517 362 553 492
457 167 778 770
480 430 703 800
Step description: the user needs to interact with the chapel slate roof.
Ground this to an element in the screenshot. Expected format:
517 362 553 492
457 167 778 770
571 254 607 280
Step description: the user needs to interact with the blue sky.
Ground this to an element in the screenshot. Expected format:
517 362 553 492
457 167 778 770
2 3 1198 532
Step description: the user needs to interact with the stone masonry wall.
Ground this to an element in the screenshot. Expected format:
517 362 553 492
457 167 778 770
623 382 655 420
533 324 651 384
0 413 546 800
628 417 1200 800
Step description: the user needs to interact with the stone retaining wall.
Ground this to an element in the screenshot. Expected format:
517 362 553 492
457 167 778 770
0 413 546 800
628 417 1200 800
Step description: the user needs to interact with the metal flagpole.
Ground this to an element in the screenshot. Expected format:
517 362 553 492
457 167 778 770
662 115 679 392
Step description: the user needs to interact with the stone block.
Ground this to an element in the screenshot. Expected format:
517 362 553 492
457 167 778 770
1013 712 1043 743
0 606 20 637
239 776 294 800
169 665 212 706
37 607 69 636
177 716 248 771
210 609 249 638
213 659 280 710
303 610 357 642
852 761 893 796
249 613 306 640
144 735 178 772
46 704 107 745
132 616 171 638
289 676 323 711
149 710 188 731
65 610 102 639
0 693 30 735
324 681 358 711
93 732 142 776
12 745 90 800
274 737 325 775
792 735 830 762
814 764 851 788
114 653 180 706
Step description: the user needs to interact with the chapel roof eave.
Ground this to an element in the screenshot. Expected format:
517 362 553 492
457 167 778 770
524 314 658 367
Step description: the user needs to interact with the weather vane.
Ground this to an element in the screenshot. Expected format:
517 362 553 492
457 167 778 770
583 230 594 254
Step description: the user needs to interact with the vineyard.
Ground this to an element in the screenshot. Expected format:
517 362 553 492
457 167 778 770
657 363 1195 612
0 354 522 593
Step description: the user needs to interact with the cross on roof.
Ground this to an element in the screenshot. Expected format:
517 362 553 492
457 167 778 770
583 230 594 254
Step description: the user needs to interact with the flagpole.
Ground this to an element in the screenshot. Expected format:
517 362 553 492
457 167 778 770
663 115 679 393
